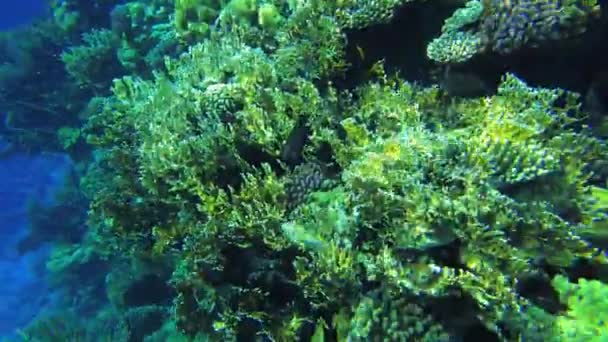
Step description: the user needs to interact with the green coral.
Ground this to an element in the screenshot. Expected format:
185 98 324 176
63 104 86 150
174 0 287 40
85 46 608 338
111 1 179 73
443 0 484 32
347 289 450 341
50 0 80 32
19 308 129 342
426 30 483 64
426 0 484 63
552 275 608 340
257 3 283 30
62 29 121 89
174 0 222 39
57 126 81 149
335 0 414 28
579 186 608 245
47 0 608 340
474 138 560 186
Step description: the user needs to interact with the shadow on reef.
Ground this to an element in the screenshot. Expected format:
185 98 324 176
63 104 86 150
336 1 456 89
338 0 608 105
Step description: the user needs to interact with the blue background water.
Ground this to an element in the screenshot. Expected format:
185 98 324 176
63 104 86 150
0 139 72 338
0 1 64 337
0 0 49 31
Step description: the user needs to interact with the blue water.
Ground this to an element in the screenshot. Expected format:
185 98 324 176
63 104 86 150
0 138 72 338
0 0 49 31
0 1 71 338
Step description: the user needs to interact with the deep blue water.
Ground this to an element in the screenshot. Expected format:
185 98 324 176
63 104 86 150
0 0 71 338
0 0 49 31
0 139 72 338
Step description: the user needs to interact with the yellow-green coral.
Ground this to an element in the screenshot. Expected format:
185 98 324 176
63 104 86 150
552 275 608 340
427 0 484 63
427 30 483 64
174 0 221 39
72 0 608 340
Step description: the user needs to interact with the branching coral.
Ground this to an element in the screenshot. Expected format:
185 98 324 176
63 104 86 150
62 29 121 90
174 0 224 39
71 0 608 341
347 289 450 341
335 0 415 28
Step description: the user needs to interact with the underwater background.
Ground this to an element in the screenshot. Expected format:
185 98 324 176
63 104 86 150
1 0 608 341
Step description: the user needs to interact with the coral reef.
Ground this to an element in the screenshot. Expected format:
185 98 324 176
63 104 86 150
4 0 608 341
83 12 608 338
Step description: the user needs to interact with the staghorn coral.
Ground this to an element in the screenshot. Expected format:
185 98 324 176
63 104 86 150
91 61 608 339
427 0 484 63
103 67 606 337
427 30 483 64
111 0 181 73
62 29 121 89
19 308 129 342
174 0 223 39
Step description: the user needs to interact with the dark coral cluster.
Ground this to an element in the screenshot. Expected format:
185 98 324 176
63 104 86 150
480 0 599 54
428 0 601 63
284 163 328 210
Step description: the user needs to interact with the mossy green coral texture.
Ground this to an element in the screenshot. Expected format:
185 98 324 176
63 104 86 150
86 19 608 335
7 0 608 341
553 275 608 340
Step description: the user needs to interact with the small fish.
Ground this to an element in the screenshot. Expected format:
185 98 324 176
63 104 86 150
355 44 365 61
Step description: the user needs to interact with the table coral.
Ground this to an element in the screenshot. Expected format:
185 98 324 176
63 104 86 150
428 0 601 63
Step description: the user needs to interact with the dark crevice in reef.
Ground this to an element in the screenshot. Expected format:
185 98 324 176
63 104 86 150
336 1 459 90
123 273 175 308
504 19 608 95
516 272 564 314
427 295 500 341
565 258 608 283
